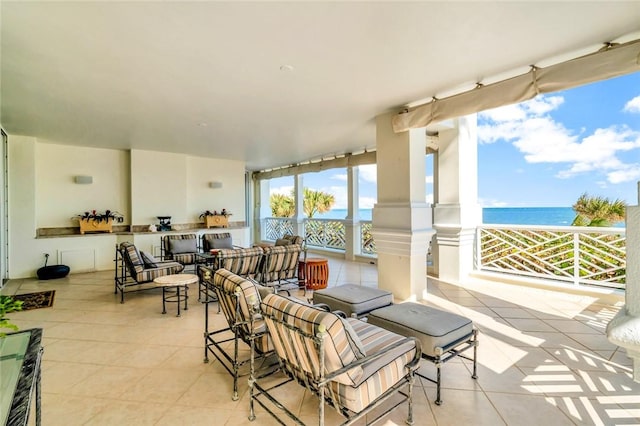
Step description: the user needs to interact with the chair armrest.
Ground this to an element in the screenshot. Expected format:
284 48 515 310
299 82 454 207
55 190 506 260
153 259 182 266
319 336 422 386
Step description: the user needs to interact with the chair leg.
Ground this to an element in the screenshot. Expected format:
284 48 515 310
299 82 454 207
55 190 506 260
472 329 479 380
435 359 442 405
248 336 256 421
318 383 325 426
406 370 415 425
232 327 240 401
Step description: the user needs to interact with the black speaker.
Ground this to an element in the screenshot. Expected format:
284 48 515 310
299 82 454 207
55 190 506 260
37 265 70 280
36 254 70 280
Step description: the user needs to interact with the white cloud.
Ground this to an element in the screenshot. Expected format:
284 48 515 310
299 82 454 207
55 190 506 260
607 164 640 184
478 198 509 207
358 164 377 183
479 96 565 145
623 95 640 113
425 175 434 184
270 185 293 195
525 96 564 115
332 173 347 182
479 104 527 123
359 196 377 209
479 94 640 184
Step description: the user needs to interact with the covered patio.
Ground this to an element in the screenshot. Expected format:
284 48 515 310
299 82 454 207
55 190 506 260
3 258 636 425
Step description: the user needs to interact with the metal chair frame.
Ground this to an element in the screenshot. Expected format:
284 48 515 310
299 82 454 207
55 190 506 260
249 297 422 426
200 267 277 401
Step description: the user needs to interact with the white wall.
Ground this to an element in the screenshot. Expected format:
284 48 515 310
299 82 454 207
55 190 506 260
8 138 247 278
187 156 246 223
36 142 130 227
131 149 188 225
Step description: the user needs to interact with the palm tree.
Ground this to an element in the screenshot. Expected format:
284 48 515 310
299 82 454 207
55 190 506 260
270 193 295 217
571 193 626 227
303 188 335 218
269 188 336 218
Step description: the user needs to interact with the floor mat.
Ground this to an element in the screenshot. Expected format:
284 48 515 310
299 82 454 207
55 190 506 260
12 290 56 310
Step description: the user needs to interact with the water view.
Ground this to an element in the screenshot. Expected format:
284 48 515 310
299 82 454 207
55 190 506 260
315 207 625 228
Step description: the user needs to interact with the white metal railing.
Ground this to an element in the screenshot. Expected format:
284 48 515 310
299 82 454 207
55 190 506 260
264 218 627 290
361 220 375 255
264 217 295 241
263 217 373 254
304 218 346 250
477 224 626 289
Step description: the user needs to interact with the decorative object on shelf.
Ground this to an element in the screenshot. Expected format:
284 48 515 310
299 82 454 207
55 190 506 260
157 216 172 231
73 209 124 234
148 224 157 232
200 209 232 228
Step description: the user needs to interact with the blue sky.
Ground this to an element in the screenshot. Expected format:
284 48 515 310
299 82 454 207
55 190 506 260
270 71 640 209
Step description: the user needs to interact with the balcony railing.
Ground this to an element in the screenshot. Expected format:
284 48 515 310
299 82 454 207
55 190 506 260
477 224 626 289
264 218 627 290
264 217 373 254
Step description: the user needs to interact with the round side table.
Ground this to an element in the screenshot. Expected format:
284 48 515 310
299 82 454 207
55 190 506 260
154 273 198 316
298 258 329 290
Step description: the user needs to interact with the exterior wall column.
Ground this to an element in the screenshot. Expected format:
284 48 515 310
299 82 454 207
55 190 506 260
294 174 305 237
344 166 360 260
255 178 271 242
373 112 433 301
432 115 482 284
607 182 640 382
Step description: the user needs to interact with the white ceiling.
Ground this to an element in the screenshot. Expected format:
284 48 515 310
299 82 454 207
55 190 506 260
2 1 639 171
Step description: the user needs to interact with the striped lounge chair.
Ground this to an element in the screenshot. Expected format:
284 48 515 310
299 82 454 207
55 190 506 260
256 244 304 296
198 246 264 305
201 267 276 400
114 242 184 303
161 234 200 271
250 293 421 426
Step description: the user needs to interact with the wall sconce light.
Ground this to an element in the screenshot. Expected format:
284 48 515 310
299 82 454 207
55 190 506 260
74 175 93 184
209 181 223 189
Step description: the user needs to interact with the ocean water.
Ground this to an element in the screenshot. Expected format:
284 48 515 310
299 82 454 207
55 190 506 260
483 207 575 226
314 207 625 227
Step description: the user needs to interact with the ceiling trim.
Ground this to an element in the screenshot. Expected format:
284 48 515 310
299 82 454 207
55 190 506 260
253 151 377 181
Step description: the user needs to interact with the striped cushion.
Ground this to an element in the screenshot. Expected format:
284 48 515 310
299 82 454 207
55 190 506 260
330 329 417 412
212 268 271 353
120 242 145 273
261 293 419 414
202 232 232 251
163 234 198 264
261 293 363 386
258 244 302 283
136 262 185 282
171 253 197 265
280 235 303 245
215 247 264 277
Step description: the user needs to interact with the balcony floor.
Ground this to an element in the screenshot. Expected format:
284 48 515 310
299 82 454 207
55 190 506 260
2 257 638 425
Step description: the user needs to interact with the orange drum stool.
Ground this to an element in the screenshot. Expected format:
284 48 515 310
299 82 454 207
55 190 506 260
298 258 329 290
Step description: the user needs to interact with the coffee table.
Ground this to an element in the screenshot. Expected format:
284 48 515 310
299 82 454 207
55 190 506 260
153 273 198 316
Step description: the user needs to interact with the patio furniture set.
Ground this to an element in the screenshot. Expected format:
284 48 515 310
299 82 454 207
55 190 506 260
114 233 316 313
114 232 478 424
200 267 479 425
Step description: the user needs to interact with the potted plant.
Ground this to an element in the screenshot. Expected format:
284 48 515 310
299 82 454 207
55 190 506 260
73 209 124 234
0 295 23 337
200 209 232 228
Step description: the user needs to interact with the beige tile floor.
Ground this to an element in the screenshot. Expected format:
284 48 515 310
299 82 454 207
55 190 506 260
3 257 639 425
